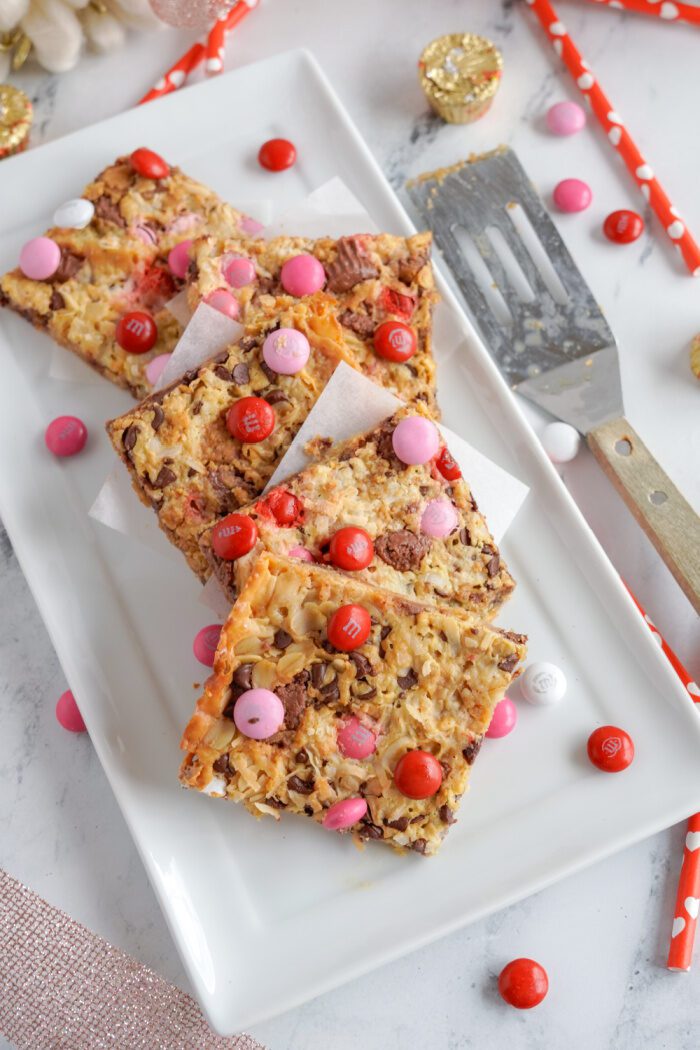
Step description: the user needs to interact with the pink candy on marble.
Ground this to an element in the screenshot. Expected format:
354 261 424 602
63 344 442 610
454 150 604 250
546 101 586 136
55 690 87 733
337 717 377 760
223 255 256 288
485 697 518 739
420 499 458 538
288 545 314 562
145 353 171 387
204 288 240 320
322 797 368 831
20 237 61 280
262 328 310 374
234 688 285 740
280 253 325 297
45 416 87 457
391 416 440 466
167 239 193 279
193 624 222 667
553 178 592 213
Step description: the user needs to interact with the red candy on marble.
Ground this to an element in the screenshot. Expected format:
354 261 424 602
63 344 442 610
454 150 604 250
258 138 296 172
115 311 157 354
498 958 549 1009
587 725 635 772
130 148 169 180
393 750 442 800
373 320 417 362
327 604 371 651
267 489 302 526
211 514 258 560
45 416 87 457
603 209 644 244
328 526 374 571
226 397 275 442
55 690 87 733
436 446 461 481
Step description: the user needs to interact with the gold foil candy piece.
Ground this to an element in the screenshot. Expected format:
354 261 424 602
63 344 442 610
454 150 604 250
419 33 503 125
0 83 33 160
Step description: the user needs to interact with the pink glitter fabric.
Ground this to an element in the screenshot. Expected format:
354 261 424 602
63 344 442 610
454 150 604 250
0 870 267 1050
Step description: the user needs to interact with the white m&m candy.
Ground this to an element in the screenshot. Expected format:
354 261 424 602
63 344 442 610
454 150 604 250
542 422 580 464
53 198 95 230
520 662 567 706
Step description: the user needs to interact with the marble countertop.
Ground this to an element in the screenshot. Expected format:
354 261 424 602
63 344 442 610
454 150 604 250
2 2 700 1047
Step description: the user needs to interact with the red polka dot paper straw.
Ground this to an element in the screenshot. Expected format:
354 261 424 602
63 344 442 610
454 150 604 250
207 0 259 75
587 0 700 27
138 41 205 104
525 0 700 276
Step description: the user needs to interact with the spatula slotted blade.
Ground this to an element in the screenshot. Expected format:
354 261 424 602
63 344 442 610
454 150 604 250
407 147 623 432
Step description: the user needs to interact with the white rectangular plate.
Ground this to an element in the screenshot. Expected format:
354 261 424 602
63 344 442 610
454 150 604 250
1 50 699 1036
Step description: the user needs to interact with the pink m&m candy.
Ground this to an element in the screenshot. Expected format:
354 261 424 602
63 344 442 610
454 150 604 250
20 236 61 280
234 688 285 740
288 545 314 562
322 797 368 831
421 499 458 538
553 178 592 213
486 697 518 739
337 716 377 760
222 255 256 288
193 624 222 667
280 254 325 297
262 328 310 375
55 690 87 733
546 101 586 136
204 288 240 320
145 353 171 387
240 216 265 236
167 239 193 279
391 416 440 466
45 416 87 457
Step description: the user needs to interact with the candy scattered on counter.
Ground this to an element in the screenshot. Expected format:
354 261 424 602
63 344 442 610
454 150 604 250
329 526 374 571
45 416 87 457
233 688 285 740
53 198 94 230
55 690 87 733
498 958 549 1009
145 353 171 387
115 311 158 354
373 320 417 362
204 288 240 319
391 416 440 465
337 716 377 760
486 697 518 739
258 137 297 171
262 328 310 374
394 750 443 799
280 253 326 296
542 421 581 464
327 604 371 651
520 662 567 706
193 624 223 667
419 33 503 124
322 797 368 830
211 513 258 560
553 178 592 213
222 255 256 288
546 100 586 136
130 147 169 180
19 236 61 280
226 396 275 442
603 209 644 244
587 725 635 772
167 239 193 279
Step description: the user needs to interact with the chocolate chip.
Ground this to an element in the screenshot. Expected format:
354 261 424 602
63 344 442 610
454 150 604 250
439 805 455 825
153 466 176 488
213 364 231 381
93 194 126 227
259 360 277 383
295 748 309 763
459 526 472 547
380 625 392 642
53 249 83 283
275 671 310 730
232 663 254 690
274 629 292 649
375 530 430 572
320 679 340 703
288 774 315 795
192 401 202 415
486 554 501 577
266 797 286 809
151 405 164 431
326 237 379 293
188 467 197 477
265 389 290 406
338 309 375 338
238 336 257 352
397 668 418 691
500 630 527 645
49 290 65 311
311 662 326 690
349 652 373 679
122 424 139 451
386 816 409 832
410 815 424 824
232 363 250 385
497 653 519 674
358 822 384 840
303 804 313 816
212 754 230 774
462 736 483 765
411 838 428 854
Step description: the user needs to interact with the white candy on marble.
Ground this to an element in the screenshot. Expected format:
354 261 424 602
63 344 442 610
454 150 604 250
542 422 581 464
53 198 95 230
520 662 567 706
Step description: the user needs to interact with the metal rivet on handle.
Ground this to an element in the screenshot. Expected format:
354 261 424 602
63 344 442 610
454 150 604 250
615 438 632 457
649 490 668 506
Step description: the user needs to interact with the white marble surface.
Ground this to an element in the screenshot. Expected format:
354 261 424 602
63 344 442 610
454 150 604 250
2 2 700 1047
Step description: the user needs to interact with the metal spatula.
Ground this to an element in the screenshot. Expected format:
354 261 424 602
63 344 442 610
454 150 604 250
407 147 700 614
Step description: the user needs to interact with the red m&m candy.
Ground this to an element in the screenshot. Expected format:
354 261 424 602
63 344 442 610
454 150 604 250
115 311 157 354
373 320 417 363
267 489 302 525
130 148 169 180
587 725 634 772
498 958 549 1009
393 750 443 799
436 446 461 481
258 138 296 172
45 416 87 457
327 604 371 651
603 209 644 244
329 526 374 571
211 514 258 560
193 624 222 667
226 397 275 442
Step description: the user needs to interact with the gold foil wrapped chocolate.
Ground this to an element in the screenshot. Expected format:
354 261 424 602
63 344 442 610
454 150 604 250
419 33 503 125
0 84 32 160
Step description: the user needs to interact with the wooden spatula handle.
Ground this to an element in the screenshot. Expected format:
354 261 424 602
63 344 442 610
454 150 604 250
587 417 700 614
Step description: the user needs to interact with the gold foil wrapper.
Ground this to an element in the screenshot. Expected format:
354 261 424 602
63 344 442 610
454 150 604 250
0 83 32 160
419 33 503 125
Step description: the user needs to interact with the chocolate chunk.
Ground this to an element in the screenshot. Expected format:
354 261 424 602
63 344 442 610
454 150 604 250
212 754 230 774
213 364 231 381
486 554 501 577
349 652 373 679
122 424 139 451
255 275 278 296
459 526 472 547
209 468 255 514
295 748 309 764
375 530 430 572
287 774 315 795
462 736 483 765
311 662 326 690
192 401 202 415
275 671 309 730
49 290 65 311
320 679 340 703
238 336 257 352
265 797 286 809
326 237 379 293
93 194 126 227
359 821 384 840
338 309 375 338
380 625 392 642
497 653 519 674
374 423 400 465
187 467 197 477
398 600 423 616
265 389 290 406
231 363 250 385
397 252 428 285
53 249 83 283
500 630 527 645
153 466 176 488
411 838 428 854
148 406 164 433
439 805 455 825
274 629 292 649
397 668 418 691
410 815 424 824
303 804 314 816
355 686 377 700
386 816 409 832
259 360 277 383
232 663 254 690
